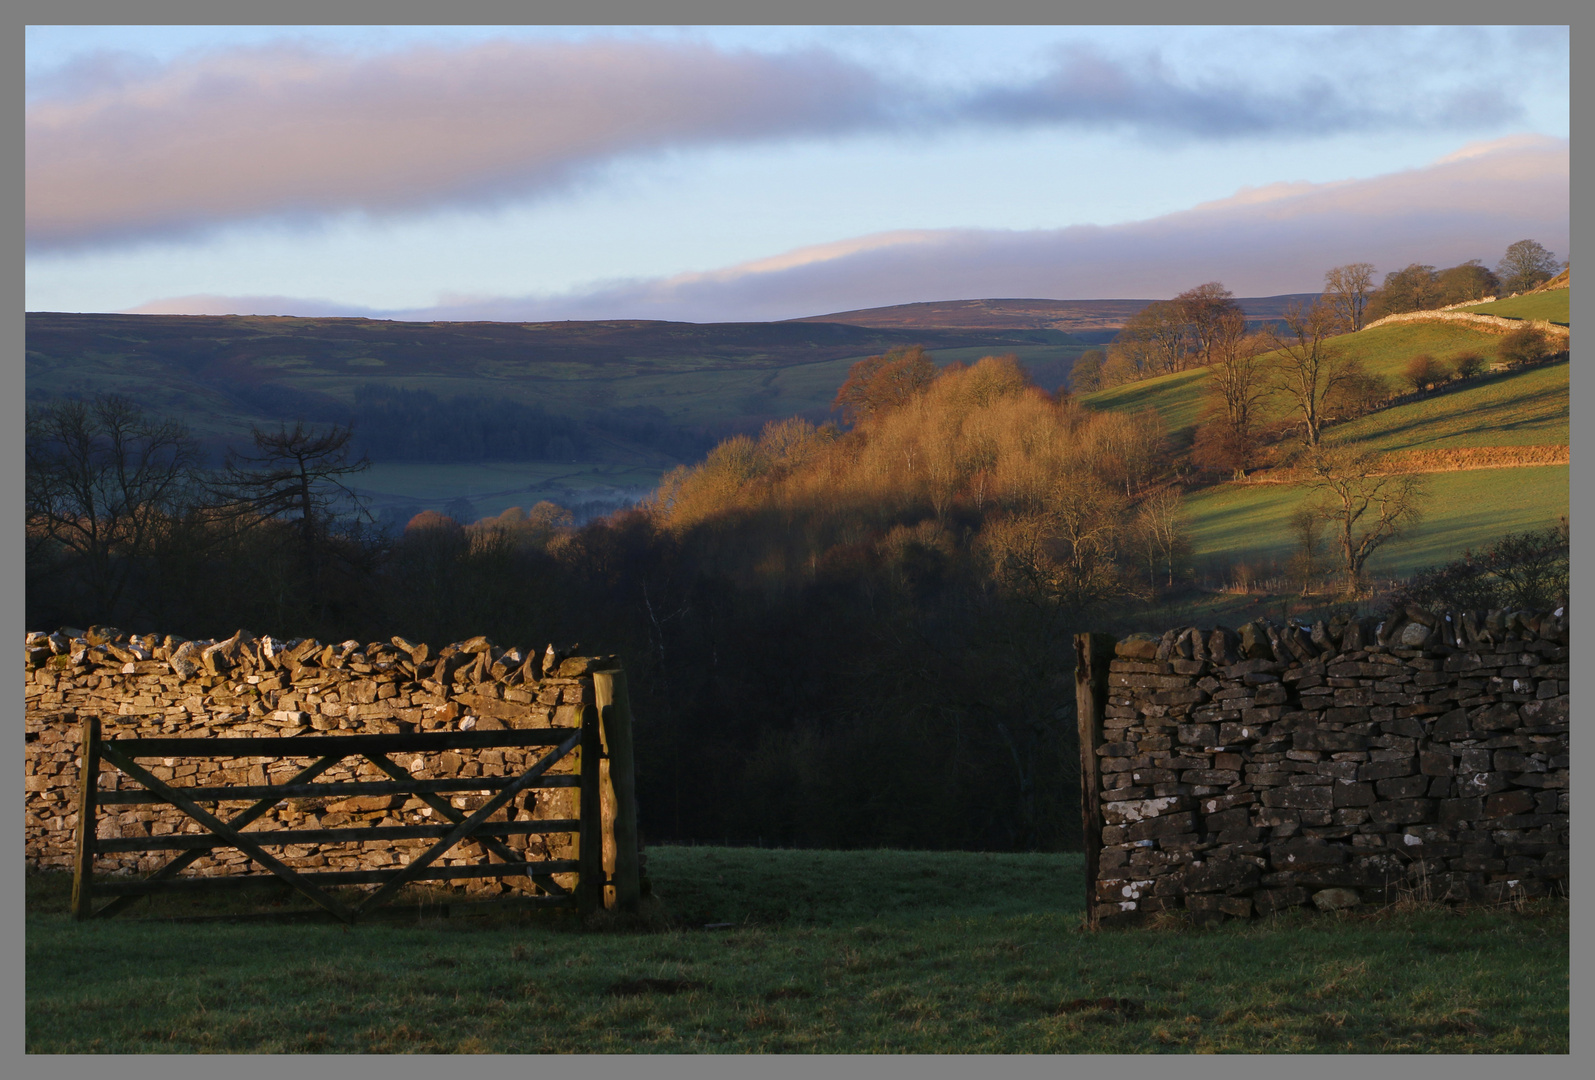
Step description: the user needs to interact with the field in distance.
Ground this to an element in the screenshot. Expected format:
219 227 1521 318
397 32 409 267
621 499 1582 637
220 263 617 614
1458 286 1569 325
1080 305 1570 581
26 312 1099 516
787 293 1319 336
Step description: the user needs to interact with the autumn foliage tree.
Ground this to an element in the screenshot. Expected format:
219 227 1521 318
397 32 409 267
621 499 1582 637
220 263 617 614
832 344 937 425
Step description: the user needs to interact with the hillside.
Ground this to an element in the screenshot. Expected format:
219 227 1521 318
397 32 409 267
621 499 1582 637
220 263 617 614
1458 287 1569 325
787 293 1319 337
26 311 1098 523
1080 312 1570 584
1080 317 1555 450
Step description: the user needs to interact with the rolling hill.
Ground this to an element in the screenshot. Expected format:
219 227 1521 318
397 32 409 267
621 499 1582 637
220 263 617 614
25 311 1100 522
785 293 1319 339
1079 307 1570 583
1458 286 1570 325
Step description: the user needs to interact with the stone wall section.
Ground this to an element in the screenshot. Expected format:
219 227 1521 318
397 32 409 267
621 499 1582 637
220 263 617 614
25 627 616 895
1090 607 1569 926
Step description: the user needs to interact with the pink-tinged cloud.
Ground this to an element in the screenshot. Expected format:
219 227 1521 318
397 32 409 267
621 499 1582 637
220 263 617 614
28 39 892 251
122 135 1567 324
31 36 1547 251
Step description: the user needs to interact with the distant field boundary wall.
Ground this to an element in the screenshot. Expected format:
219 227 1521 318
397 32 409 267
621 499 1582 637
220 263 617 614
1236 445 1571 484
1361 311 1570 337
25 627 643 909
1074 606 1568 928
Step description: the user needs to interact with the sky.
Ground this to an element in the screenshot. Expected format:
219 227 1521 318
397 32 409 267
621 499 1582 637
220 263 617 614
25 25 1570 323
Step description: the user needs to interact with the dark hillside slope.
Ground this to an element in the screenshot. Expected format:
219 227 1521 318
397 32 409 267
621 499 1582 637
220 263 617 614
26 312 1094 463
787 294 1320 336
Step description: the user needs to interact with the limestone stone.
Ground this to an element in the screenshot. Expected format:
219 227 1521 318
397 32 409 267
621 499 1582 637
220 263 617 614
1310 887 1362 911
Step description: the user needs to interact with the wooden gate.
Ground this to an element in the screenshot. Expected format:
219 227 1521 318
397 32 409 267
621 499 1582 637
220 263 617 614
72 670 641 923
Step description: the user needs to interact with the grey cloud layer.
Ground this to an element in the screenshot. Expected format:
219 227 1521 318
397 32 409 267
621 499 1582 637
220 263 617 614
127 137 1568 323
29 34 1544 250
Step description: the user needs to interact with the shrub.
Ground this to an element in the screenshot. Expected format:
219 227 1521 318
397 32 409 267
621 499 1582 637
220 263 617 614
1497 325 1550 367
1326 360 1389 418
1402 354 1450 393
1391 518 1568 613
1451 352 1487 379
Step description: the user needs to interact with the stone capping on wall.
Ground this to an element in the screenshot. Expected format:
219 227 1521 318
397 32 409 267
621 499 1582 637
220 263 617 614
1360 309 1571 340
1081 606 1569 927
25 626 632 896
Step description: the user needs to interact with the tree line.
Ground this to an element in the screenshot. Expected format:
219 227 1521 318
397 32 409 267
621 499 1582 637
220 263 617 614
26 357 1210 852
1072 238 1564 394
25 241 1564 853
228 381 716 466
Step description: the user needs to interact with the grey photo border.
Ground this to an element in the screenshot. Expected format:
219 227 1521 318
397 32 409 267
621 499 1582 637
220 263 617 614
9 2 1579 1077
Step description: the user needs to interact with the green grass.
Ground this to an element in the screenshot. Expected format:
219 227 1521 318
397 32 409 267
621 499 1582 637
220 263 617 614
1326 361 1569 453
1078 367 1210 448
1183 466 1568 579
1080 321 1519 449
26 848 1568 1054
1459 289 1570 325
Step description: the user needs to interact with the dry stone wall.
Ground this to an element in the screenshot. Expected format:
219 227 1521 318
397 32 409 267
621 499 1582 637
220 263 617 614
25 626 618 895
1088 607 1569 927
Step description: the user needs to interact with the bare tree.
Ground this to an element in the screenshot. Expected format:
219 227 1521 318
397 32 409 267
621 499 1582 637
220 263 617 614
1069 350 1105 392
1286 505 1323 595
1110 300 1189 378
1083 409 1167 497
1298 444 1427 593
1323 263 1376 331
26 395 201 619
216 421 371 582
1174 282 1240 368
1135 486 1192 591
1200 311 1268 478
1496 239 1560 294
1367 263 1440 320
1266 299 1354 449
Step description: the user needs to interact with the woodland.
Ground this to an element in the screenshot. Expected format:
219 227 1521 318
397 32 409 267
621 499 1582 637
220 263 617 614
24 243 1569 853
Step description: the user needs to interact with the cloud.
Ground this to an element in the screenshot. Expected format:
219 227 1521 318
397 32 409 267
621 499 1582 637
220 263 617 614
123 135 1567 324
28 39 893 251
957 42 1522 139
30 33 1552 251
118 293 384 318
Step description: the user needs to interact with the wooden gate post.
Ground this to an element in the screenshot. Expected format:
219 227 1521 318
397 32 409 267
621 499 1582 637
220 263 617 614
71 715 102 921
593 669 641 914
1074 633 1115 929
575 703 604 915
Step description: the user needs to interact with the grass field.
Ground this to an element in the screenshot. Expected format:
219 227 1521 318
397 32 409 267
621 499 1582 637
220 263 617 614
26 848 1568 1054
1326 361 1569 454
1182 465 1568 580
354 461 667 522
1079 320 1519 450
1459 288 1570 325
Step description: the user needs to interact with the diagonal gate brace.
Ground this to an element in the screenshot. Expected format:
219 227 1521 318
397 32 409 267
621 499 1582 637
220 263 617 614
353 729 582 916
97 744 357 923
91 753 344 920
363 752 570 897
